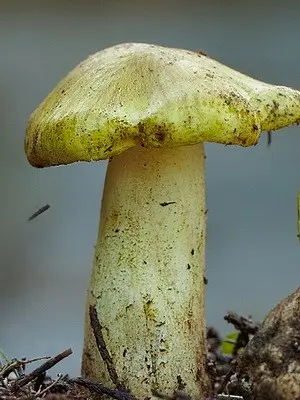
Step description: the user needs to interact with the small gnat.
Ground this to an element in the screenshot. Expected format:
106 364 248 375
28 204 50 221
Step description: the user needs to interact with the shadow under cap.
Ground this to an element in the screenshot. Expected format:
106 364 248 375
25 42 300 168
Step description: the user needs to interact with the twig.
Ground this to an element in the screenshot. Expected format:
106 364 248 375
232 332 249 357
70 377 137 400
11 349 72 391
0 356 51 379
217 359 237 395
152 389 191 400
34 374 64 398
89 305 124 390
224 313 259 335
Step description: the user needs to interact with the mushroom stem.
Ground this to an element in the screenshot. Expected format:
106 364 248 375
82 144 208 398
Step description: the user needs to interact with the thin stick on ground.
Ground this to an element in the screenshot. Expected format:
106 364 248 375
34 374 64 398
89 305 126 390
71 377 137 400
11 348 72 391
152 388 191 400
217 359 238 395
224 313 259 335
0 356 51 379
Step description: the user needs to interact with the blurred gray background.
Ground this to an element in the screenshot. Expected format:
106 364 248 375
1 0 300 375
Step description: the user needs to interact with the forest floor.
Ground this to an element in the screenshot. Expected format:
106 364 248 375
0 309 258 400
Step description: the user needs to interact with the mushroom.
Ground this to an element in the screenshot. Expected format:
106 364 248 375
24 43 300 399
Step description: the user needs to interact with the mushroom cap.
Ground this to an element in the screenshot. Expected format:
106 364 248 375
25 42 300 167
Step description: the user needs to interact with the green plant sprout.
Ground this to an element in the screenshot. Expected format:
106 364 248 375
0 348 10 365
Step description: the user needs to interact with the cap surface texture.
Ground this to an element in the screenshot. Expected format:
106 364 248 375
25 43 300 167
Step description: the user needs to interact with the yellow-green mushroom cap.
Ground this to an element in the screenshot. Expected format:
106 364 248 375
25 42 300 167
